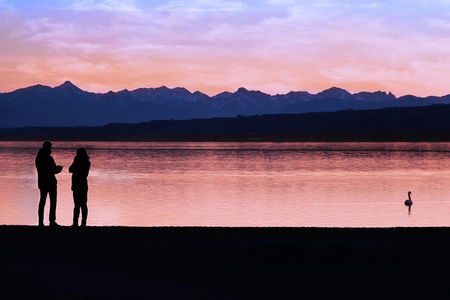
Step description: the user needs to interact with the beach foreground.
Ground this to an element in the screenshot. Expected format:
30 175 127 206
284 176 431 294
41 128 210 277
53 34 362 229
2 226 450 299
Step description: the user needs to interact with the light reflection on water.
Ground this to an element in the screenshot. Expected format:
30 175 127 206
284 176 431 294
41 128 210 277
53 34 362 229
1 141 450 227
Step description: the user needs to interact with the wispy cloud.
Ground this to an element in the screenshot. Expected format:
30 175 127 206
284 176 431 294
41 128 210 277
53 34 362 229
156 0 246 12
70 0 141 12
1 0 450 96
0 0 14 11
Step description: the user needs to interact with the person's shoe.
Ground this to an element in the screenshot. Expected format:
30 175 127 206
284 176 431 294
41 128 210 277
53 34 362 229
71 223 78 227
49 222 60 227
38 223 44 227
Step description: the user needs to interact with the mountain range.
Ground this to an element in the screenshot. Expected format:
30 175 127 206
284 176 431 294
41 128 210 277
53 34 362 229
2 81 450 127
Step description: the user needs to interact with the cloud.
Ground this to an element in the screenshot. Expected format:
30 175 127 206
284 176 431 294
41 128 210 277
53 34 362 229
265 0 294 5
0 0 14 10
70 0 141 12
156 0 246 12
2 0 450 96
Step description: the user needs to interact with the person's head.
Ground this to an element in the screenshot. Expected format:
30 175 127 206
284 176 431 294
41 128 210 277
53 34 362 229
77 147 88 158
43 141 52 150
42 141 52 154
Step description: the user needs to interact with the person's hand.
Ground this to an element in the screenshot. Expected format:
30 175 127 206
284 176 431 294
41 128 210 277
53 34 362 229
55 165 63 174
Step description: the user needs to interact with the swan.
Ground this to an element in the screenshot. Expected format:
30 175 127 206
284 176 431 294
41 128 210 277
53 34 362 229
404 191 413 206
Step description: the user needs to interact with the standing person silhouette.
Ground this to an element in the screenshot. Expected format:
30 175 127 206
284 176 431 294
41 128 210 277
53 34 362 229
69 148 90 227
35 141 63 226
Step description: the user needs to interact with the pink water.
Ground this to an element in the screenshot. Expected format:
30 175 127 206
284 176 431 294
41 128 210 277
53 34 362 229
1 141 450 227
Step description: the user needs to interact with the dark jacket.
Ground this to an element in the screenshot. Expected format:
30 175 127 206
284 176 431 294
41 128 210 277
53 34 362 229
35 148 60 190
69 154 90 191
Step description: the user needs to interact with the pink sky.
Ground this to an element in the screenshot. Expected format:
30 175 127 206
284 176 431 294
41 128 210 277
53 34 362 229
1 0 450 97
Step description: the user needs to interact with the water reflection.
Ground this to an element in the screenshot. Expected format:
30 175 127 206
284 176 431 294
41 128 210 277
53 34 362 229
0 142 450 227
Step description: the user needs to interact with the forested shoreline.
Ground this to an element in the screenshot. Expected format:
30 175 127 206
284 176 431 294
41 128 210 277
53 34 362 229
2 104 450 141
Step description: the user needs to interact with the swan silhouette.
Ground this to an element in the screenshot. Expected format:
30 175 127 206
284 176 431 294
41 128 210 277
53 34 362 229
404 191 413 206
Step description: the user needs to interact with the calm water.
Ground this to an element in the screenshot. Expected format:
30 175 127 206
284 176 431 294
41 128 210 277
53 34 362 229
1 141 450 227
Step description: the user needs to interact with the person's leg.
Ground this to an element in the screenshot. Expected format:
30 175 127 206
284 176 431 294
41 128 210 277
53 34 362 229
80 189 88 227
49 186 58 225
38 189 47 226
72 190 80 226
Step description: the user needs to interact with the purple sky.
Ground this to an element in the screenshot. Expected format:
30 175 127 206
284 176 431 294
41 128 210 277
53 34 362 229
1 0 450 96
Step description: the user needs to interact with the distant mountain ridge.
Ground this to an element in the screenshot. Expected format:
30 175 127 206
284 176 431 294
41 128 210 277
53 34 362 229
1 81 450 127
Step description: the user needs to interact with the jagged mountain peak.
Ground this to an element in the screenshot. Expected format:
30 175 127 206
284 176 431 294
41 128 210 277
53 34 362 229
236 87 268 95
353 90 397 102
17 84 52 94
57 80 76 88
317 87 352 99
214 91 233 98
54 81 84 93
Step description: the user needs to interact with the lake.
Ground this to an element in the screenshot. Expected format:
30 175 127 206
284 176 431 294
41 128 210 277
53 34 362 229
1 141 450 227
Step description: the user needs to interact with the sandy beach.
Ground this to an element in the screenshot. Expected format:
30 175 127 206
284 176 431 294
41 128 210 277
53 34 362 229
2 226 450 299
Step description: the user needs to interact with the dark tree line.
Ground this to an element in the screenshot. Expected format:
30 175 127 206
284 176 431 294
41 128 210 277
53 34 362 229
2 104 450 142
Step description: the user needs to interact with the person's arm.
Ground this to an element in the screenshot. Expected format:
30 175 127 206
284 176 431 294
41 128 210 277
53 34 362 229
51 157 63 174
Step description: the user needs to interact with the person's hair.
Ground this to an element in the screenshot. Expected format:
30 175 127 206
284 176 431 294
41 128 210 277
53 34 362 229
43 141 52 149
77 147 88 158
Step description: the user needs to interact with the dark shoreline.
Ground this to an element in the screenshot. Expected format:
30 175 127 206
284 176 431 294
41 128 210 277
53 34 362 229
2 105 450 142
2 226 450 299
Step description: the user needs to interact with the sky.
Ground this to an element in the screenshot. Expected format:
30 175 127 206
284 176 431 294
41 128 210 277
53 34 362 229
1 0 450 97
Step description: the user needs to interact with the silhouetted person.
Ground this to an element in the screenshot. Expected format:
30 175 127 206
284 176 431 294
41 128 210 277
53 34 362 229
35 141 63 226
69 148 90 227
